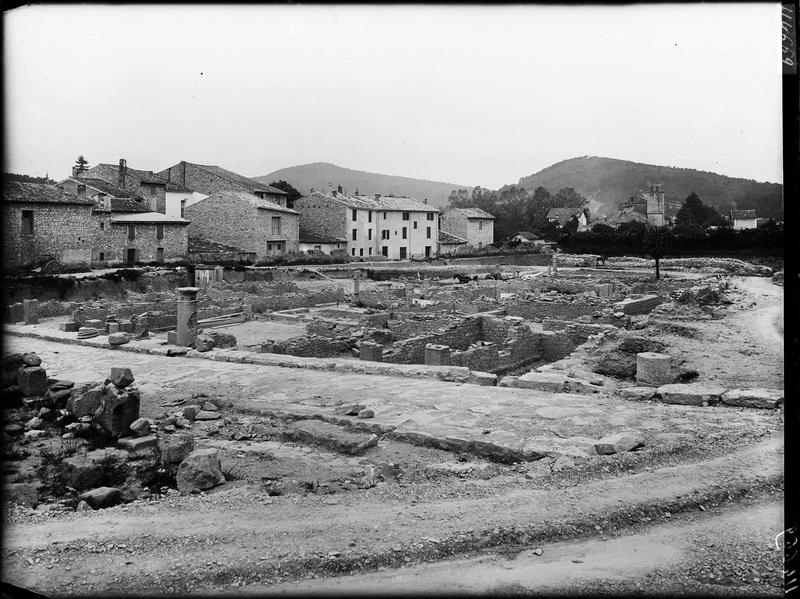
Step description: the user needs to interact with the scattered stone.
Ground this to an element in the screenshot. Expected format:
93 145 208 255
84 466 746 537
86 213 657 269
201 401 218 411
720 389 783 409
287 419 379 455
167 348 188 357
61 456 105 491
656 383 726 407
23 430 46 440
44 388 73 409
4 482 39 508
48 380 75 391
68 387 103 418
160 432 195 464
176 449 226 494
194 410 222 421
195 335 215 352
129 418 152 437
552 456 575 472
108 333 130 346
357 409 375 419
110 368 135 388
95 387 141 437
175 418 192 429
79 487 123 510
75 500 91 512
618 386 657 401
334 404 366 416
182 405 201 421
594 432 644 455
532 548 543 556
22 353 42 367
25 416 44 430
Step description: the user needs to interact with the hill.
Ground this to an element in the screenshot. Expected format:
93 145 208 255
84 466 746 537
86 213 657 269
517 156 783 220
253 163 472 208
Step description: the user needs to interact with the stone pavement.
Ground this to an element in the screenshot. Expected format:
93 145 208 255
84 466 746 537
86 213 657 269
5 337 779 461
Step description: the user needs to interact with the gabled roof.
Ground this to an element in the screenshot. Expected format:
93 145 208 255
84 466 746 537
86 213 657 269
184 163 287 195
299 227 347 244
299 191 376 209
730 209 757 220
448 207 496 219
547 207 588 225
110 212 189 224
372 195 439 213
2 181 95 206
438 230 468 245
90 164 192 192
512 231 539 241
63 177 140 199
204 190 298 214
298 191 439 213
97 198 149 213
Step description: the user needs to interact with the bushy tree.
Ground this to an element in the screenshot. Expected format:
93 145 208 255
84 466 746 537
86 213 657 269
553 187 588 209
643 226 673 280
675 191 723 226
74 155 89 173
268 180 302 207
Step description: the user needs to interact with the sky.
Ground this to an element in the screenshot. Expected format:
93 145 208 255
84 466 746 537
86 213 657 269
3 4 784 188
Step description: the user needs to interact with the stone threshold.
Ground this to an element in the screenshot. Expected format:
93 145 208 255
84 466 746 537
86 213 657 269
4 325 497 386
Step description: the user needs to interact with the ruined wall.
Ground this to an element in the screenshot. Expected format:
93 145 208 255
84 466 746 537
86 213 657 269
539 330 576 361
384 317 482 364
506 301 601 322
273 334 351 358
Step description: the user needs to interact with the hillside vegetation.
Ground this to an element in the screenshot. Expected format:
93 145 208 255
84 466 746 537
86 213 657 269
518 156 783 219
254 162 472 208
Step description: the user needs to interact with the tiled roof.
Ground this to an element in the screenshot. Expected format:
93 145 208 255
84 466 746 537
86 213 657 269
189 237 249 253
66 177 140 199
189 163 288 195
94 164 193 192
206 190 298 214
110 212 189 224
299 227 347 244
546 207 585 220
2 181 95 205
438 230 468 245
513 231 539 240
450 207 496 219
730 209 757 219
373 196 439 213
102 198 149 213
299 191 439 213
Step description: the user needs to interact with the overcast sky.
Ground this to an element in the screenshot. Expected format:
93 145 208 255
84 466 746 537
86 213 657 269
4 4 783 188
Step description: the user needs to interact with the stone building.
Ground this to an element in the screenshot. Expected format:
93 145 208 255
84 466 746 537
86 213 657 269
295 191 440 260
2 181 95 271
437 230 468 256
546 207 590 230
439 207 496 249
617 182 665 227
57 177 149 212
299 227 347 255
730 209 758 230
156 161 289 207
184 190 299 258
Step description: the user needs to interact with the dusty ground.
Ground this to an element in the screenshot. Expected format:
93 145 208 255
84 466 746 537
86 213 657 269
0 268 785 596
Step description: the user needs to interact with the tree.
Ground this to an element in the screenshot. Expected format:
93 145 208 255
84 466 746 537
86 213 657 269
553 187 588 209
675 191 723 227
74 155 89 174
643 226 673 280
268 180 302 207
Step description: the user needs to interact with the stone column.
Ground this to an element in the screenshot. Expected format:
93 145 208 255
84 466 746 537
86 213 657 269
353 276 360 295
23 299 38 325
551 253 558 273
176 287 200 347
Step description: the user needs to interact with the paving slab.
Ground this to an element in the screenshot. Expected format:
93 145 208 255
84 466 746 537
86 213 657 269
3 336 782 462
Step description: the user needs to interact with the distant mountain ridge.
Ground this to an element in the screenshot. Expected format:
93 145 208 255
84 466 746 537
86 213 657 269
253 162 472 208
518 156 783 220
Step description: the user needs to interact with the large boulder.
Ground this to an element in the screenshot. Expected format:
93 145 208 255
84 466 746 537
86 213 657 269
109 368 135 388
160 432 195 464
68 386 104 418
656 383 726 406
17 366 48 396
79 487 122 509
720 389 783 409
176 448 226 494
94 386 141 437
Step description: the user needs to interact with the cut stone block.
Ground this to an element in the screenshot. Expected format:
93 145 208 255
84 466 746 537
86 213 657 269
167 331 178 345
334 404 366 416
109 367 135 388
107 322 121 334
68 387 103 418
95 388 141 437
176 448 225 495
656 383 726 406
468 371 498 386
119 320 134 333
17 366 48 396
61 456 105 491
118 434 159 457
425 344 451 366
85 319 104 330
287 419 379 455
129 418 151 437
613 295 664 315
194 410 221 420
160 432 195 464
594 432 644 455
359 342 384 362
636 352 672 386
618 386 657 401
720 388 783 409
108 333 130 346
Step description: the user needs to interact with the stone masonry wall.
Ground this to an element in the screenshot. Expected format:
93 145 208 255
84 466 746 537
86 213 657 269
3 203 94 270
293 196 348 240
93 217 188 266
384 317 482 364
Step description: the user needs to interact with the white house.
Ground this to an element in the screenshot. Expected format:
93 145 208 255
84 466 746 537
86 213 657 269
730 209 758 229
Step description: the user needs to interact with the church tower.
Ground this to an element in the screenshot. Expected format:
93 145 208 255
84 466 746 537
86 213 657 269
645 182 665 226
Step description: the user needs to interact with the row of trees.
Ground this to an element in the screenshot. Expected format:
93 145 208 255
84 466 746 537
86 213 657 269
448 184 589 241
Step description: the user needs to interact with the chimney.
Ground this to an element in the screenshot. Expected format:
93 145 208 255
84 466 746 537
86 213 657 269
332 190 338 197
118 158 127 188
98 193 111 211
423 198 428 204
77 184 86 200
374 193 381 200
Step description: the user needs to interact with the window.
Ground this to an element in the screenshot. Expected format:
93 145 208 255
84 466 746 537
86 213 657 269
180 199 187 218
156 224 164 239
413 221 418 229
99 252 105 262
271 217 281 235
381 230 389 240
479 220 484 230
352 209 358 221
425 246 431 257
368 212 372 223
100 221 105 230
156 248 164 263
21 210 33 235
359 248 364 257
351 248 356 256
352 228 358 241
427 213 434 221
368 229 373 240
368 248 373 255
383 212 387 219
382 246 388 257
268 243 273 251
426 226 431 239
402 227 407 239
128 224 136 240
399 247 407 259
402 212 410 221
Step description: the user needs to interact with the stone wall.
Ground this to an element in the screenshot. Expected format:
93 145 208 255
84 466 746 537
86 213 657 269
91 215 188 266
294 196 348 241
506 300 601 322
306 317 361 338
2 202 94 270
275 334 351 358
539 330 576 361
384 317 482 364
